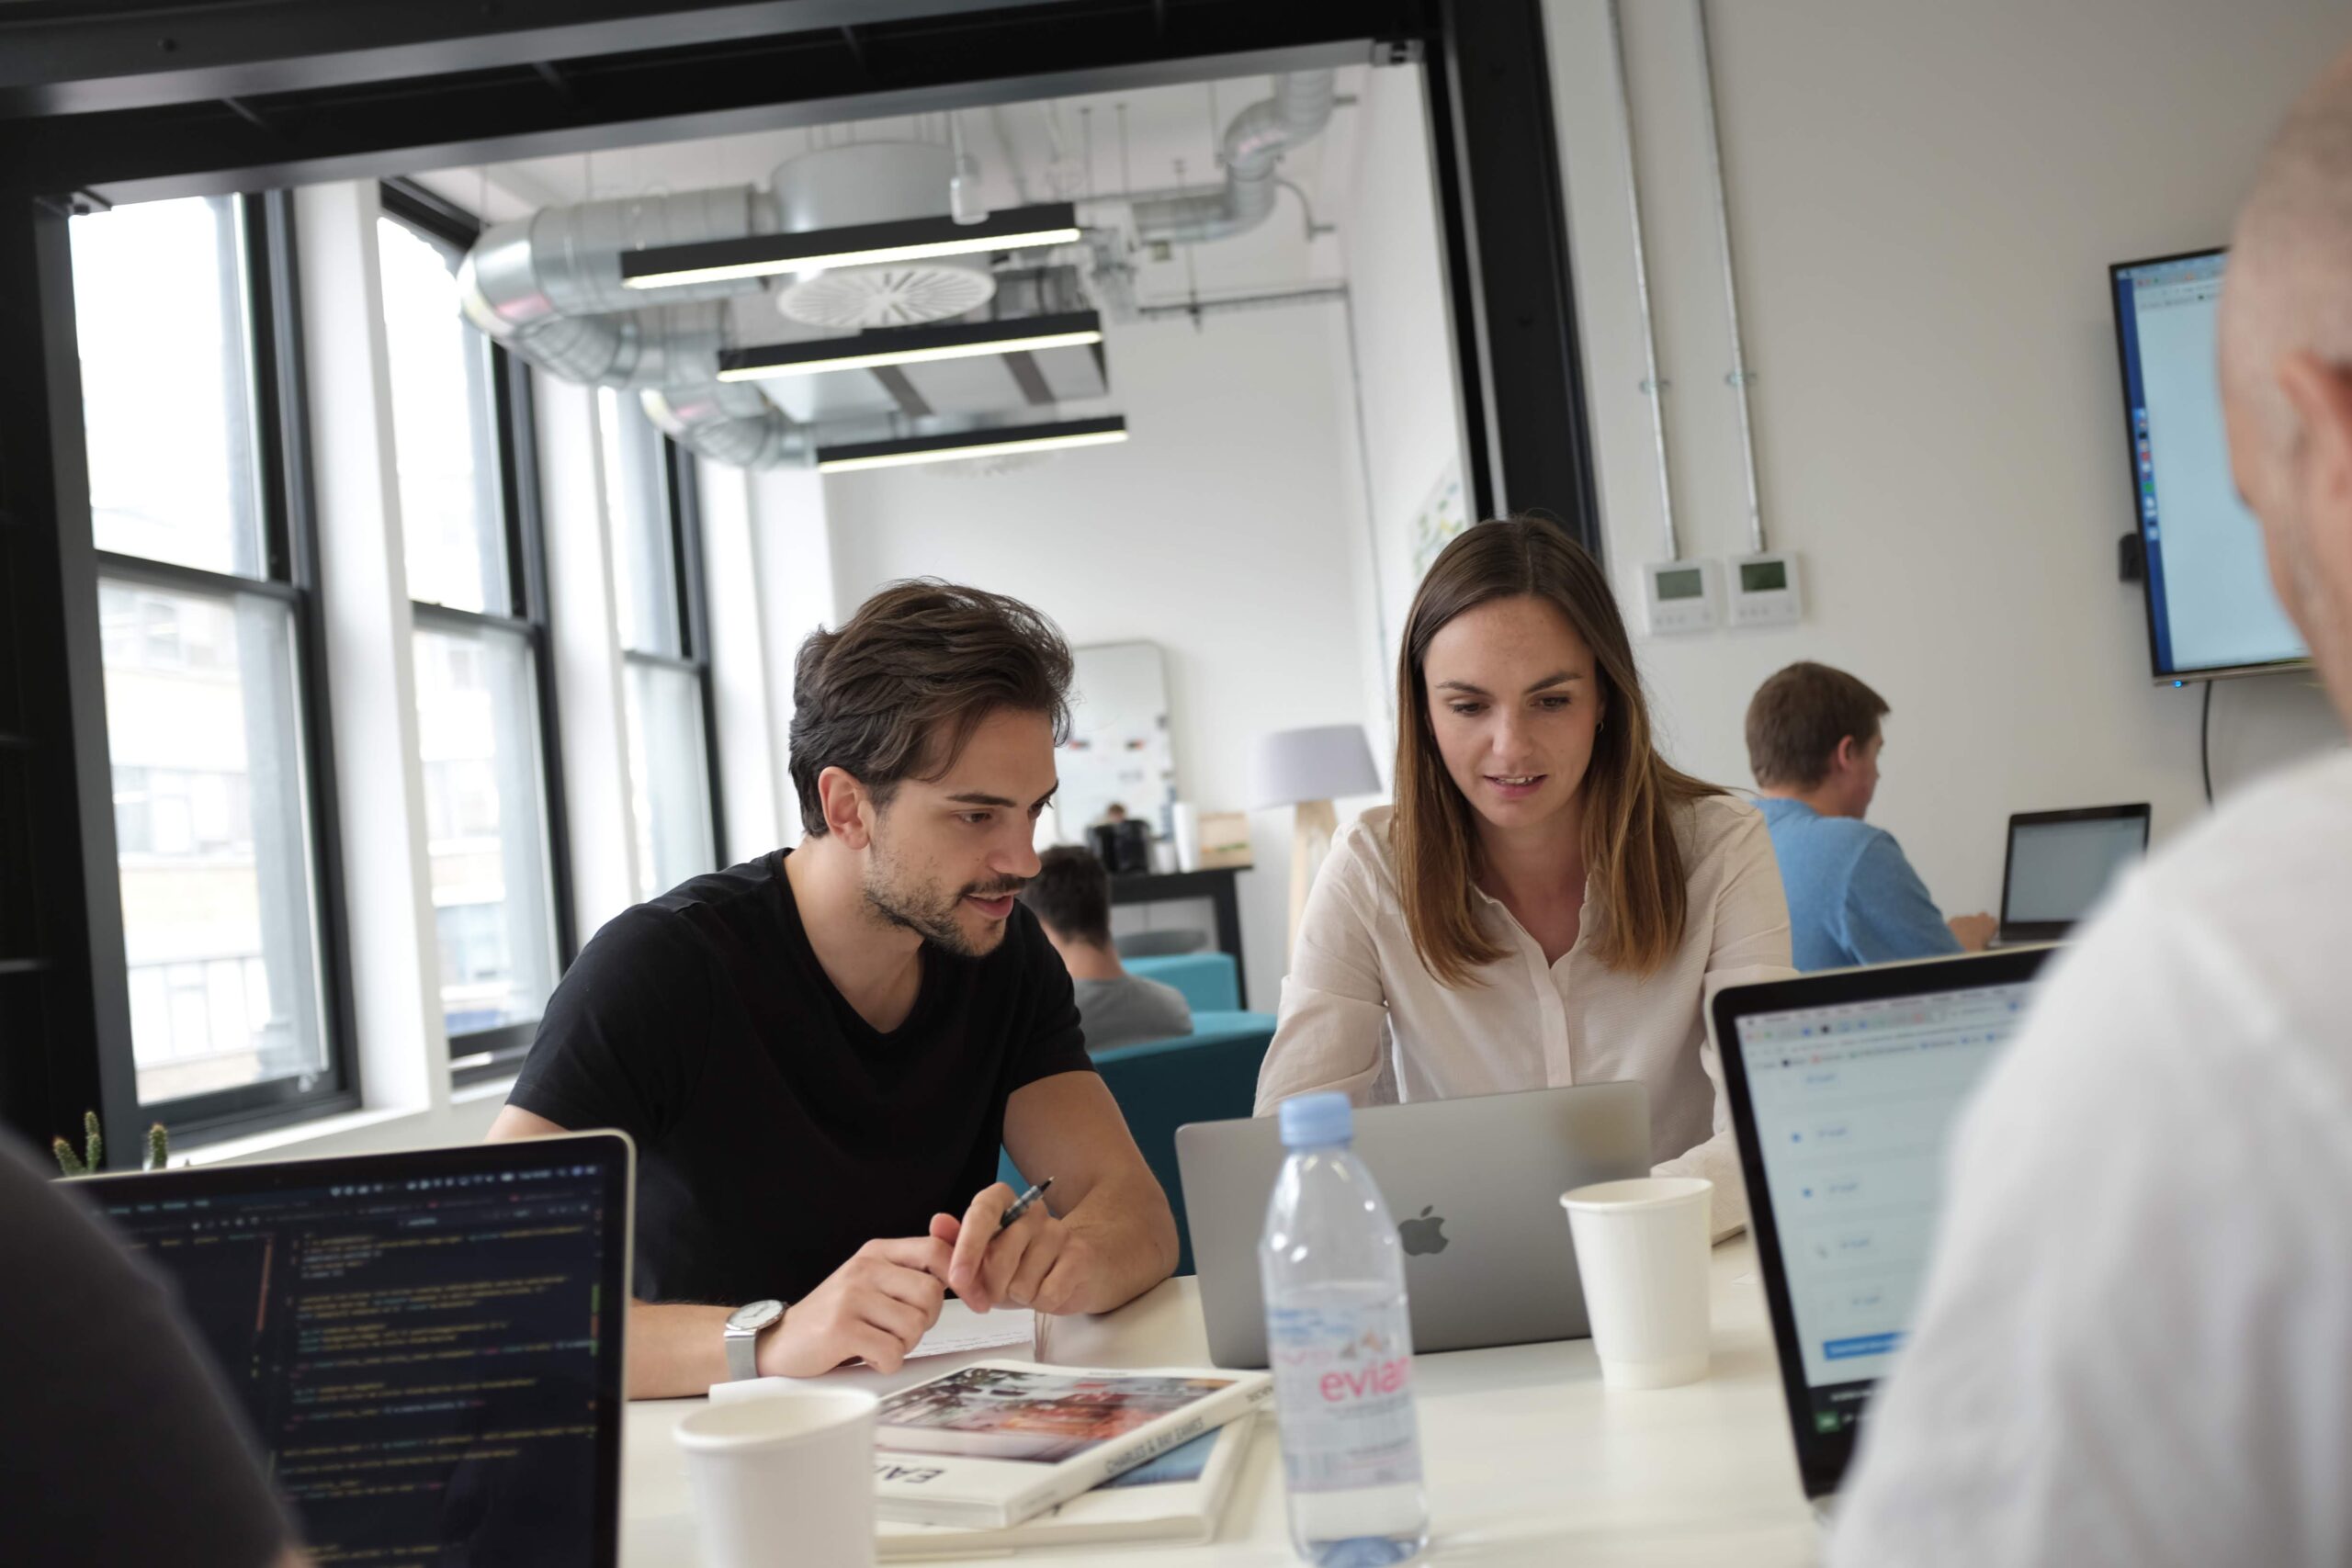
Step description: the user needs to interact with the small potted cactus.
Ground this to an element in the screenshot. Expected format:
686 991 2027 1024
51 1111 169 1177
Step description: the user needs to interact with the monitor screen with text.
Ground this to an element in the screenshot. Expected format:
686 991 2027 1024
2112 250 2309 679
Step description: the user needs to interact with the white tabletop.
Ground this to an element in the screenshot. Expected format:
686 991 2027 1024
622 1239 1823 1566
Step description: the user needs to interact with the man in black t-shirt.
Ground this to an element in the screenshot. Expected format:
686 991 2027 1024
490 581 1177 1398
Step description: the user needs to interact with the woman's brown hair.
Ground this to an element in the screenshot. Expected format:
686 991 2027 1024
1392 517 1721 986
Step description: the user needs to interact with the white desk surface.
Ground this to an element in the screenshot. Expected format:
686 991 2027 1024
622 1239 1823 1566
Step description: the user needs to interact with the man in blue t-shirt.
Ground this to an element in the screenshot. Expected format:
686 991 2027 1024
1745 662 1995 971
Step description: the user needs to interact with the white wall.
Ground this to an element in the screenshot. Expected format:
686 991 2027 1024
749 462 839 842
821 308 1382 1010
1337 63 1472 737
1544 0 2347 918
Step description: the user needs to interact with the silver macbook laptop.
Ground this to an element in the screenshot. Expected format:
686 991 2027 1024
1176 1081 1650 1369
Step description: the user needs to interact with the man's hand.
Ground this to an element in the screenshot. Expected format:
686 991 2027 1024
757 1236 952 1378
1949 912 1998 952
936 1185 1096 1315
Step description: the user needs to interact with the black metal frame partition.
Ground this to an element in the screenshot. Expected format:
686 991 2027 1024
0 0 1600 1156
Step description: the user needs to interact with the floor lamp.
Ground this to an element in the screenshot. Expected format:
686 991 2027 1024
1251 724 1382 963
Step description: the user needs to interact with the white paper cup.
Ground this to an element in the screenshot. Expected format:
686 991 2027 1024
1560 1177 1713 1390
675 1388 878 1568
1171 802 1203 873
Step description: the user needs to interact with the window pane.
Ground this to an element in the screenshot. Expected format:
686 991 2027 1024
624 660 717 900
379 216 508 614
100 581 327 1104
413 623 558 1036
72 197 266 577
599 388 683 657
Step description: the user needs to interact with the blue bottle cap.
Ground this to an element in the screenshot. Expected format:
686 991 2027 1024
1277 1091 1353 1149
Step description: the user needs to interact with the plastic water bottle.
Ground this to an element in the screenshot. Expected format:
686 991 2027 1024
1261 1091 1430 1566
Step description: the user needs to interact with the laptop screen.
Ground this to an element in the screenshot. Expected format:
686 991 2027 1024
2004 815 2143 926
90 1135 629 1565
1730 977 2032 1444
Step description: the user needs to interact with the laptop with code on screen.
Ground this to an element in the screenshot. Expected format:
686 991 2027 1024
1712 949 2050 1506
85 1133 632 1566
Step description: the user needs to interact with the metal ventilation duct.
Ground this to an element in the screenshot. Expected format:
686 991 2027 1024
1125 72 1338 247
458 144 993 468
452 74 1340 469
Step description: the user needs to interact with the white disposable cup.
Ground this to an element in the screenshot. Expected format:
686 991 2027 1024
1560 1177 1714 1390
675 1388 879 1568
1171 801 1203 873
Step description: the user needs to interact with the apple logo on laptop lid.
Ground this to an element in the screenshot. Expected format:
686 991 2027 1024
1398 1206 1449 1257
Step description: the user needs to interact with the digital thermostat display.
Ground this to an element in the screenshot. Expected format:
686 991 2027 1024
1655 568 1706 602
1739 559 1789 593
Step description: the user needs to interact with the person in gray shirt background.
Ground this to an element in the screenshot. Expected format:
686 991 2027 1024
1021 846 1194 1050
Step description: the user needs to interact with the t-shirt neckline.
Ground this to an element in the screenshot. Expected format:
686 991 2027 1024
770 848 949 1047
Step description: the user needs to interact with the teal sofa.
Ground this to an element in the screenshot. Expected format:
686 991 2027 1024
999 1005 1276 1275
1125 952 1243 1013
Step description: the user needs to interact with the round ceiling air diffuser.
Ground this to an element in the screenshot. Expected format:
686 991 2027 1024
776 263 996 329
922 447 1052 479
769 142 998 330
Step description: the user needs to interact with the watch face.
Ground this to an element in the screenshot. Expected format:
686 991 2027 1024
727 1299 785 1333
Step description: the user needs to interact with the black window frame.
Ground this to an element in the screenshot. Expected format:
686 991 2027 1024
614 406 728 901
378 177 577 1087
0 0 1598 1151
62 189 362 1146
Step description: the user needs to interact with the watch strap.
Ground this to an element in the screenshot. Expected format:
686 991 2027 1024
724 1321 759 1382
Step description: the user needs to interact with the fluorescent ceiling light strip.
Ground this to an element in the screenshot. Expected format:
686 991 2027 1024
818 427 1128 474
717 328 1103 382
622 226 1082 289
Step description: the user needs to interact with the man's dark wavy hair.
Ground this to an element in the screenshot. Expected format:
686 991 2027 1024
788 579 1073 835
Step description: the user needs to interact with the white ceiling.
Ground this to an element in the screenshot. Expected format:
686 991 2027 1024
409 64 1368 307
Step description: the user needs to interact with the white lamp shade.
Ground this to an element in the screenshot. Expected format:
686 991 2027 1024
1250 724 1382 809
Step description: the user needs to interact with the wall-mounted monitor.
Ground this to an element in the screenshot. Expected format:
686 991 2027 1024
2109 248 2311 682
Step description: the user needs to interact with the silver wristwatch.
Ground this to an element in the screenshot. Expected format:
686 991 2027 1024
722 1299 786 1382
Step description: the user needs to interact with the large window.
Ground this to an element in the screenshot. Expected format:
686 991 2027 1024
379 186 571 1077
599 388 723 899
70 193 351 1130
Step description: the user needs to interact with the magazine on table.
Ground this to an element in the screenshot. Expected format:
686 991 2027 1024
872 1360 1272 1529
876 1415 1261 1557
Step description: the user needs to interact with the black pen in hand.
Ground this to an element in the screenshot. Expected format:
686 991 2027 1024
997 1178 1055 1232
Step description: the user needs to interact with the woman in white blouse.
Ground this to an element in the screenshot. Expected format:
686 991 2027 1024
1255 518 1792 1232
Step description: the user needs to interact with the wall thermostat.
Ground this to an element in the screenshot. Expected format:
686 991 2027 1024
1727 551 1804 628
1641 558 1721 637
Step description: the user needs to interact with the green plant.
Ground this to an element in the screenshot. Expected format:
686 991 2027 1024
51 1111 169 1177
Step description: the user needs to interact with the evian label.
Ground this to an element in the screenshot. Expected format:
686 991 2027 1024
1266 1298 1424 1494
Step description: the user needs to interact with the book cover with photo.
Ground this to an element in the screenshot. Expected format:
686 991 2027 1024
873 1361 1271 1529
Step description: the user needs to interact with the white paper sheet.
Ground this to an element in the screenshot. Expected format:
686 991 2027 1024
909 1303 1035 1359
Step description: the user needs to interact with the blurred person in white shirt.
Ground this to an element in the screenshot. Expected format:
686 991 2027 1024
1830 47 2352 1567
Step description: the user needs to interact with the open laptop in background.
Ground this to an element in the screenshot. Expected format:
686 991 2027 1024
85 1132 633 1567
1176 1082 1650 1369
1712 948 2052 1514
1996 803 2149 943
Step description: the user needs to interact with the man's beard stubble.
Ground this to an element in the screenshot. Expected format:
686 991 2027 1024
862 835 1028 959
